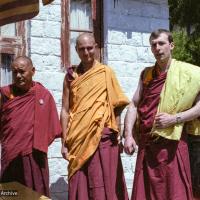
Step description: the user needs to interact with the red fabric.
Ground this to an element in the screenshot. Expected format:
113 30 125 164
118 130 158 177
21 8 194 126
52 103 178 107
68 128 129 200
1 150 50 197
0 82 61 158
131 70 193 200
0 82 61 195
33 82 61 152
1 85 35 168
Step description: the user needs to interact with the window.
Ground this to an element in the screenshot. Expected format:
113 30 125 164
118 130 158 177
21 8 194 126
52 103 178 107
61 0 103 68
0 22 26 86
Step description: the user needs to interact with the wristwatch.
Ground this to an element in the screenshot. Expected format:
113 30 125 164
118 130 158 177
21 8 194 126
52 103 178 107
176 114 182 124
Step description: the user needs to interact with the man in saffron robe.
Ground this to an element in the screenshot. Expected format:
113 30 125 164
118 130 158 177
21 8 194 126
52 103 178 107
124 29 200 200
0 56 61 197
61 33 129 200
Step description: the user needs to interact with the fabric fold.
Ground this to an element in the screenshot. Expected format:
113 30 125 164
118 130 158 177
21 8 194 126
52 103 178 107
65 61 129 179
151 59 200 140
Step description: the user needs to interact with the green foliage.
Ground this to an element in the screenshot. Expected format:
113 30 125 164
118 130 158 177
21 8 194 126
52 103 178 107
187 30 200 66
172 30 200 66
169 0 200 34
172 31 192 63
169 0 200 66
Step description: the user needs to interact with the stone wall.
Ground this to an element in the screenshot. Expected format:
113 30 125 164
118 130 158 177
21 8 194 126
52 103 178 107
29 0 169 199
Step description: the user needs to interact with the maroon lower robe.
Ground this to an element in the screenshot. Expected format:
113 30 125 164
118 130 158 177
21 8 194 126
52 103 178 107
188 135 200 200
0 82 61 197
131 71 193 200
68 128 129 200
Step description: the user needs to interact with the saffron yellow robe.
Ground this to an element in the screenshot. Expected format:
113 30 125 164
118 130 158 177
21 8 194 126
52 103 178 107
65 61 129 179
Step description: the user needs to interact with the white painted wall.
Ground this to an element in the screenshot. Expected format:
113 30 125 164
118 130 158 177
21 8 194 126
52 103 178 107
29 0 169 199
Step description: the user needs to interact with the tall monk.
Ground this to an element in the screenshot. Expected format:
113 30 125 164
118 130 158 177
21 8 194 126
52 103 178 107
0 56 61 197
61 33 129 200
124 29 200 200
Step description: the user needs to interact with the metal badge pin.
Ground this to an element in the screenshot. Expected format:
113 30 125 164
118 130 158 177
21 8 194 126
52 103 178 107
39 99 44 105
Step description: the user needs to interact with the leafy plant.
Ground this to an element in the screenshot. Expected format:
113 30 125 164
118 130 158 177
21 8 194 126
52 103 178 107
172 30 200 66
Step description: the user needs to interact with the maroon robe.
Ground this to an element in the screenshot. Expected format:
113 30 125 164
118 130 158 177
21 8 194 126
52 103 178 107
68 128 129 200
0 82 61 196
131 71 193 200
66 68 129 200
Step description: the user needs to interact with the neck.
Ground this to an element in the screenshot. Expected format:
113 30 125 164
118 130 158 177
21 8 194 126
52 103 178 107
81 60 96 73
13 83 33 96
156 57 172 72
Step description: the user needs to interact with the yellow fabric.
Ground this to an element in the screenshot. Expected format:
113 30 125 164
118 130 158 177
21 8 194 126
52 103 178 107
42 0 54 5
0 4 39 20
65 61 129 179
0 0 54 26
151 59 200 140
142 67 154 85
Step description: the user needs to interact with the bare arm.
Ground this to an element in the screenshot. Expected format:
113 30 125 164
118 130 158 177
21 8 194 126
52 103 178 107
60 76 70 159
114 106 126 134
114 107 123 153
155 93 200 128
124 77 143 155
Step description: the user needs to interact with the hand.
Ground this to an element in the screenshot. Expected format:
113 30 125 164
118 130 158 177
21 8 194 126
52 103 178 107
61 143 68 160
124 135 137 155
154 112 176 128
117 135 124 153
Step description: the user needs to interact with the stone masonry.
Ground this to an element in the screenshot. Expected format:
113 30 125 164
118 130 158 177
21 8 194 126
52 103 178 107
29 0 169 199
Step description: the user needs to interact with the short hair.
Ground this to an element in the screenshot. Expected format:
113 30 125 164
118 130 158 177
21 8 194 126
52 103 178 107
12 56 33 67
149 29 173 43
75 33 96 47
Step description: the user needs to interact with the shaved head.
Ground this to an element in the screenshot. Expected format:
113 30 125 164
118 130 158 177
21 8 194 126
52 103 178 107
75 33 97 66
12 56 33 69
11 56 35 91
76 33 96 47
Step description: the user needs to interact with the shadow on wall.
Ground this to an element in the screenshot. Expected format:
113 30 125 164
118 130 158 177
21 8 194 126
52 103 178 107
50 177 68 200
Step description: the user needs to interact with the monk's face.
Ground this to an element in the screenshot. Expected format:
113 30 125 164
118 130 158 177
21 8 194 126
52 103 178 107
11 58 35 91
150 33 174 64
76 35 97 65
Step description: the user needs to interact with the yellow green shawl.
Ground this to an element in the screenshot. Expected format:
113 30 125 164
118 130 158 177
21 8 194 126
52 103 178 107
151 59 200 140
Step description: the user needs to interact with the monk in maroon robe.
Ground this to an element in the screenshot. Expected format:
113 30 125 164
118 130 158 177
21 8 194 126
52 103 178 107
124 29 199 200
0 56 61 197
61 33 129 200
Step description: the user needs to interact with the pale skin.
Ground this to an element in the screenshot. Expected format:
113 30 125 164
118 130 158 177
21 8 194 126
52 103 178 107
60 33 122 159
124 32 200 155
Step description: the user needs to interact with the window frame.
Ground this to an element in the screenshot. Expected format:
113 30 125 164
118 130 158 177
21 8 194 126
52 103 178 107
61 0 104 68
0 21 27 56
0 21 27 86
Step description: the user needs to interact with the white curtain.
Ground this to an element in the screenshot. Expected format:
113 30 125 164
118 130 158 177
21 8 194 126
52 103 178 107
70 0 92 30
70 0 92 66
1 54 13 86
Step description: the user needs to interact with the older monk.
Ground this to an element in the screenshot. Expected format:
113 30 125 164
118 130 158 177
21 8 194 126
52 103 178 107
61 33 129 200
0 56 61 196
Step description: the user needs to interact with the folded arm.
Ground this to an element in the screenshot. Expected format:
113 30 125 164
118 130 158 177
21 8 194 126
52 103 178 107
155 93 200 128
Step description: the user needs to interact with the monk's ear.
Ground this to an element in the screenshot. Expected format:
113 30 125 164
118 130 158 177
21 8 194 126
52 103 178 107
170 42 175 51
32 67 35 76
